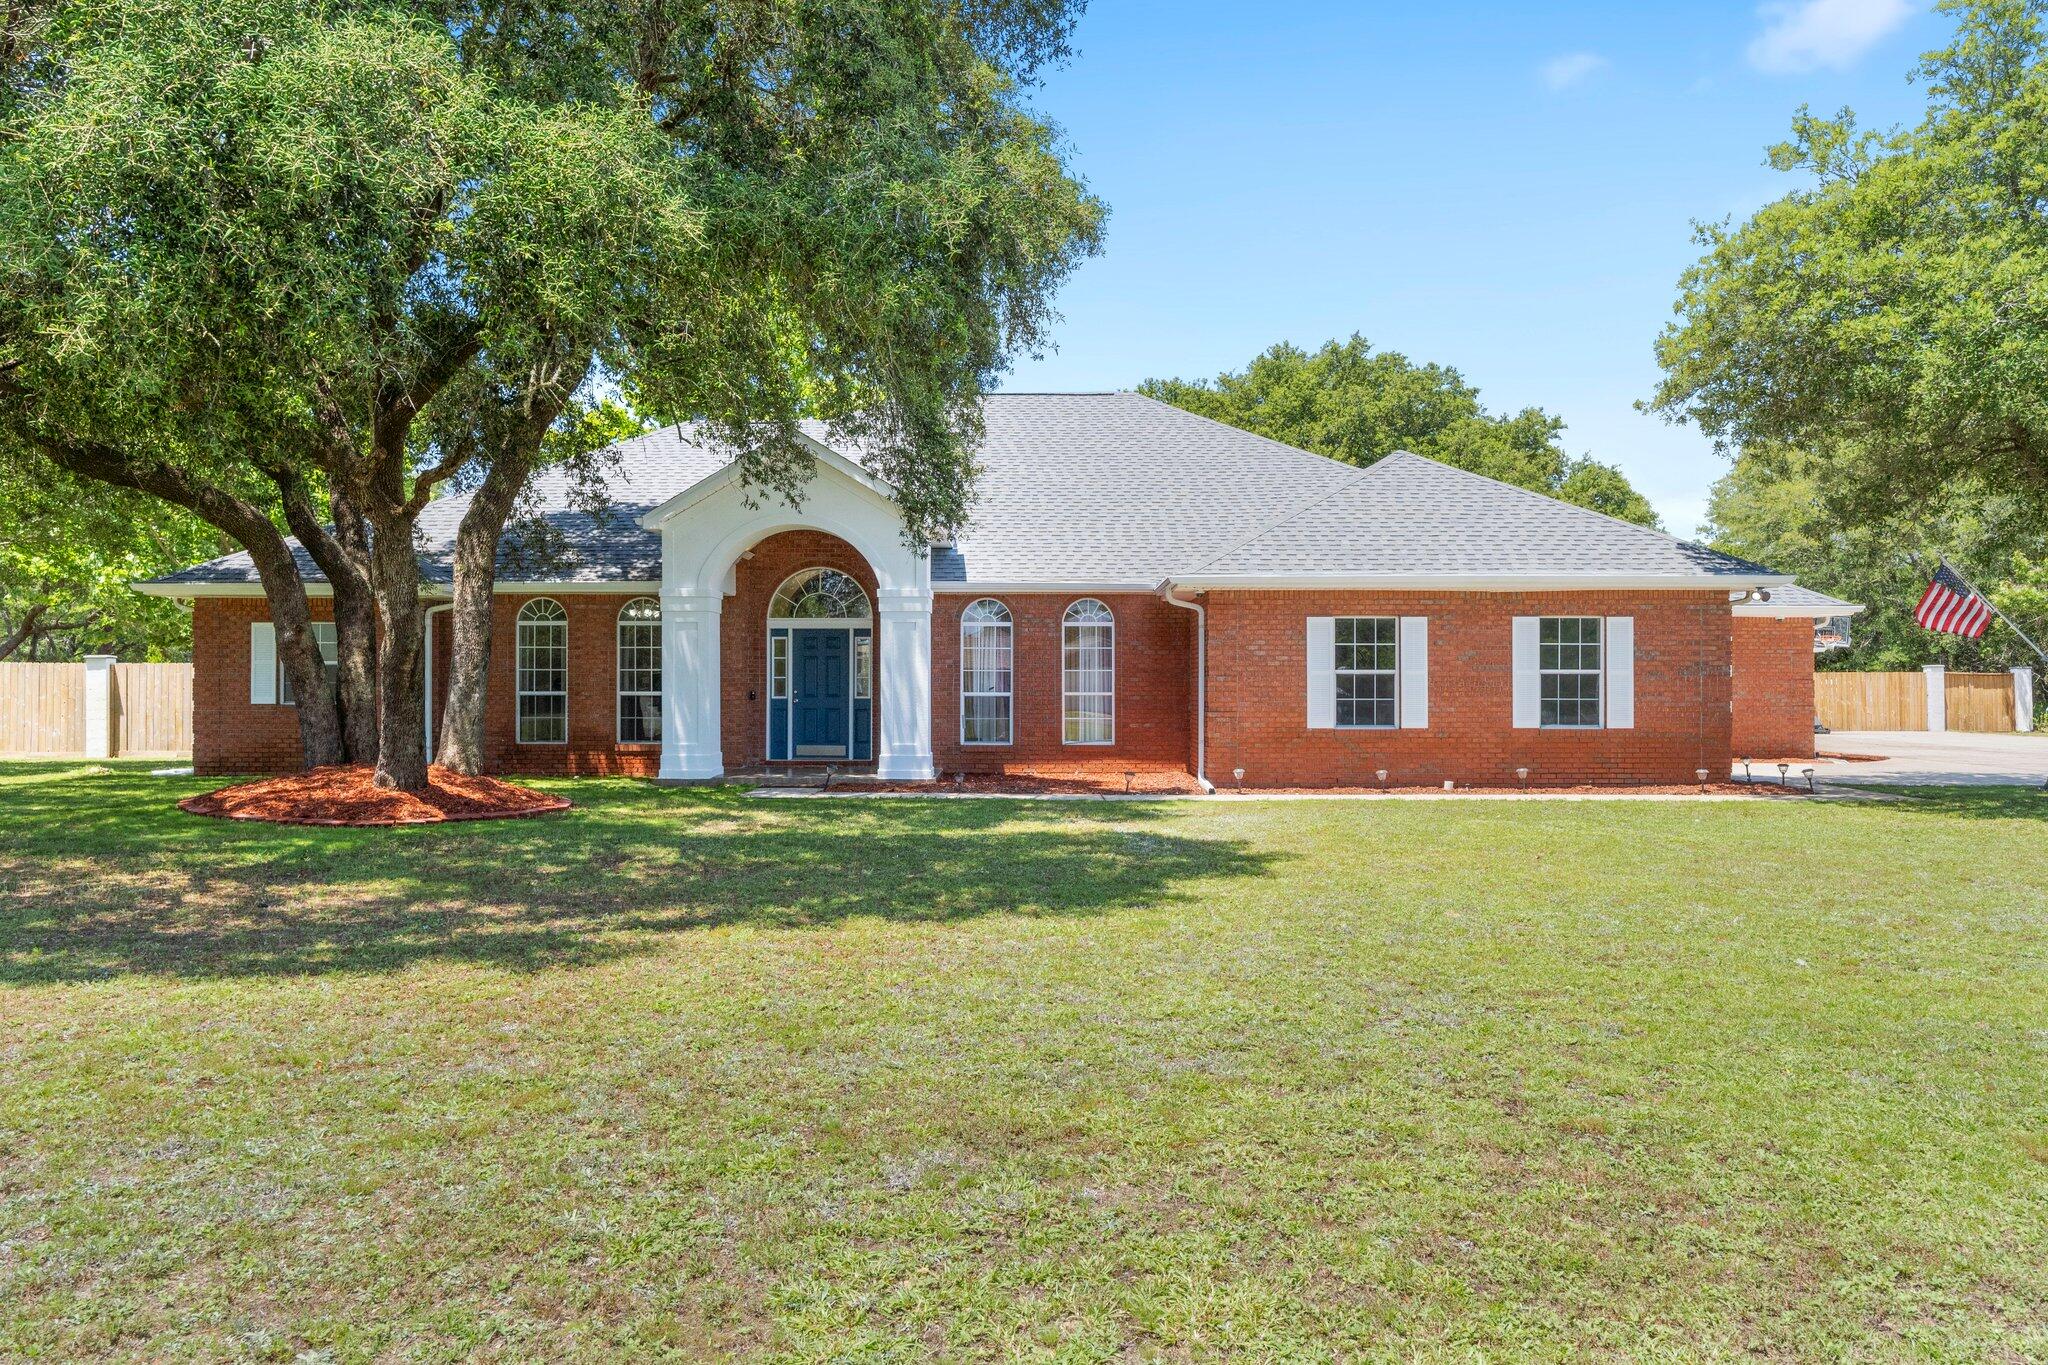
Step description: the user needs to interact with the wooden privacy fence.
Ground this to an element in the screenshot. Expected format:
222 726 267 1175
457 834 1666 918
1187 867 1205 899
0 659 191 757
1816 668 2025 733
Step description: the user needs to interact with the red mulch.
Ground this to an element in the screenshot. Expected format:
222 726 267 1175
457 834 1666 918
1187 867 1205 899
863 770 1208 796
179 765 571 827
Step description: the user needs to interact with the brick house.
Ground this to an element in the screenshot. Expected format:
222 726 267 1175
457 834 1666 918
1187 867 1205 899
143 393 1857 786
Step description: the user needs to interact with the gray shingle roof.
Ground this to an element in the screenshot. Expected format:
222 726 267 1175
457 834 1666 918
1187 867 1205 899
142 392 1788 591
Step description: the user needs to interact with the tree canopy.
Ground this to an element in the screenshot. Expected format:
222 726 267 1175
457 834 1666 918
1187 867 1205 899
1652 0 2048 526
1701 448 2047 671
1141 335 1661 526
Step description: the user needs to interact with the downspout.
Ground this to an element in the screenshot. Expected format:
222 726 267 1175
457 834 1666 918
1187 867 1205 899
1158 581 1214 793
423 601 453 760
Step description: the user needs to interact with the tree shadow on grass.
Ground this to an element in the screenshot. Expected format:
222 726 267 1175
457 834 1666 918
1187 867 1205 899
0 767 1278 984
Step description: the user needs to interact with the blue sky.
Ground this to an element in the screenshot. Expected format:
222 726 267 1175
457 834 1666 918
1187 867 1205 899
999 0 1950 535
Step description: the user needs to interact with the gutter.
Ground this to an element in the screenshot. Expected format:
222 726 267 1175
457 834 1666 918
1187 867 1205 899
1157 582 1213 794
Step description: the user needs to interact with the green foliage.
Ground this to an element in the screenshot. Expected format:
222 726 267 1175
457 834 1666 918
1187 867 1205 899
1700 448 2048 670
1142 335 1661 526
0 0 1104 544
1653 0 2048 524
0 464 220 660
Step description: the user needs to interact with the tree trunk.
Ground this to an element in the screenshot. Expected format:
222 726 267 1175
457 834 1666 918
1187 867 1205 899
364 509 429 790
436 456 526 773
327 491 379 761
37 435 345 767
0 604 46 661
272 472 381 763
435 351 592 774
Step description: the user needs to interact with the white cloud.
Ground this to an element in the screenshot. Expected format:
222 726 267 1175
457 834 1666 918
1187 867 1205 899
1747 0 1914 74
1539 52 1609 91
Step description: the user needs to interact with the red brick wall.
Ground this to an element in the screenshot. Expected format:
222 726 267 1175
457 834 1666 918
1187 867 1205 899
1731 616 1816 759
194 583 1743 786
1202 590 1735 787
929 591 1194 775
192 596 337 775
481 592 660 776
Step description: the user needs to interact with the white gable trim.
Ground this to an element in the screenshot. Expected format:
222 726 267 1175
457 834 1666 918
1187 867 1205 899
1165 573 1793 592
636 433 897 531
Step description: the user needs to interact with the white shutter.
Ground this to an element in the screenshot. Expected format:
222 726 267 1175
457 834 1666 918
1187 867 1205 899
1511 616 1540 729
250 622 277 704
1605 616 1635 730
1398 616 1428 729
1305 616 1336 729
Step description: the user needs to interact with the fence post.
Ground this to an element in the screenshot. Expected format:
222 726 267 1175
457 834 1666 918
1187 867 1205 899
2017 667 2036 734
1922 664 1946 733
83 654 115 759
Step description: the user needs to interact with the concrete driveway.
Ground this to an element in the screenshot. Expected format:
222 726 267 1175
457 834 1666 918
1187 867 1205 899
1783 730 2048 787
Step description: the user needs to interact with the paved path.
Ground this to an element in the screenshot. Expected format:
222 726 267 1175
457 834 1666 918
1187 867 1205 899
1746 730 2048 787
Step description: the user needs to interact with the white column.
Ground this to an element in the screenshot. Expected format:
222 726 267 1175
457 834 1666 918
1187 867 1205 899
659 589 725 779
1923 663 1946 733
82 654 115 759
2015 667 2036 733
875 588 935 780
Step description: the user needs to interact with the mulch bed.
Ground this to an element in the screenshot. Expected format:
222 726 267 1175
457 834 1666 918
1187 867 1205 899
843 774 1796 798
179 765 571 827
862 771 1209 797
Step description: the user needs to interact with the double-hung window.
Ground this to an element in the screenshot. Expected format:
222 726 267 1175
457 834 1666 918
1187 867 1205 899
1062 599 1114 744
616 598 661 744
516 598 569 743
1539 616 1602 727
277 622 339 706
960 599 1013 744
1334 617 1398 728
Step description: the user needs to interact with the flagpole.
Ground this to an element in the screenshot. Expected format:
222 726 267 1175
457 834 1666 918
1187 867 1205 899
1942 558 2048 670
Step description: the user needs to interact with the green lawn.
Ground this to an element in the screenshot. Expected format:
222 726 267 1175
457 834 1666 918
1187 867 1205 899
3 763 2046 1360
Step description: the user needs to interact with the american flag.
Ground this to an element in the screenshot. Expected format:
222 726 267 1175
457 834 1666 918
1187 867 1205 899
1914 563 1994 638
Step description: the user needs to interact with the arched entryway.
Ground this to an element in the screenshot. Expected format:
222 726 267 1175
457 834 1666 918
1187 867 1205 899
636 444 935 781
764 566 874 762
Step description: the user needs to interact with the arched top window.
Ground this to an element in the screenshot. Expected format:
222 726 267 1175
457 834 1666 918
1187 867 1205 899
1062 598 1114 745
516 599 569 744
770 568 871 620
961 599 1013 746
617 598 662 744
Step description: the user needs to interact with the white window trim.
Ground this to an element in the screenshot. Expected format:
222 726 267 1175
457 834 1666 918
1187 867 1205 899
616 597 661 747
1333 616 1399 730
1538 616 1604 730
516 598 569 745
770 634 790 700
1062 598 1115 746
960 598 1013 747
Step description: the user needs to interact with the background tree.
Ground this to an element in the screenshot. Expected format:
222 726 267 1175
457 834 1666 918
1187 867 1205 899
1652 0 2048 530
1700 448 2047 670
0 466 219 661
1141 335 1661 526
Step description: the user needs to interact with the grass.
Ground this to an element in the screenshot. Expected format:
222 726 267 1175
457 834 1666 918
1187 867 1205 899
2 761 2046 1360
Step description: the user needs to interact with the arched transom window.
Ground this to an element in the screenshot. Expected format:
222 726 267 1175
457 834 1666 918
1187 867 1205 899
616 597 661 744
960 598 1013 745
516 598 569 744
769 567 871 620
1062 598 1114 745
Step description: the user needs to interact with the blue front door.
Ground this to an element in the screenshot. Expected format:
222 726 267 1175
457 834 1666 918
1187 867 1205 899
792 629 850 756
